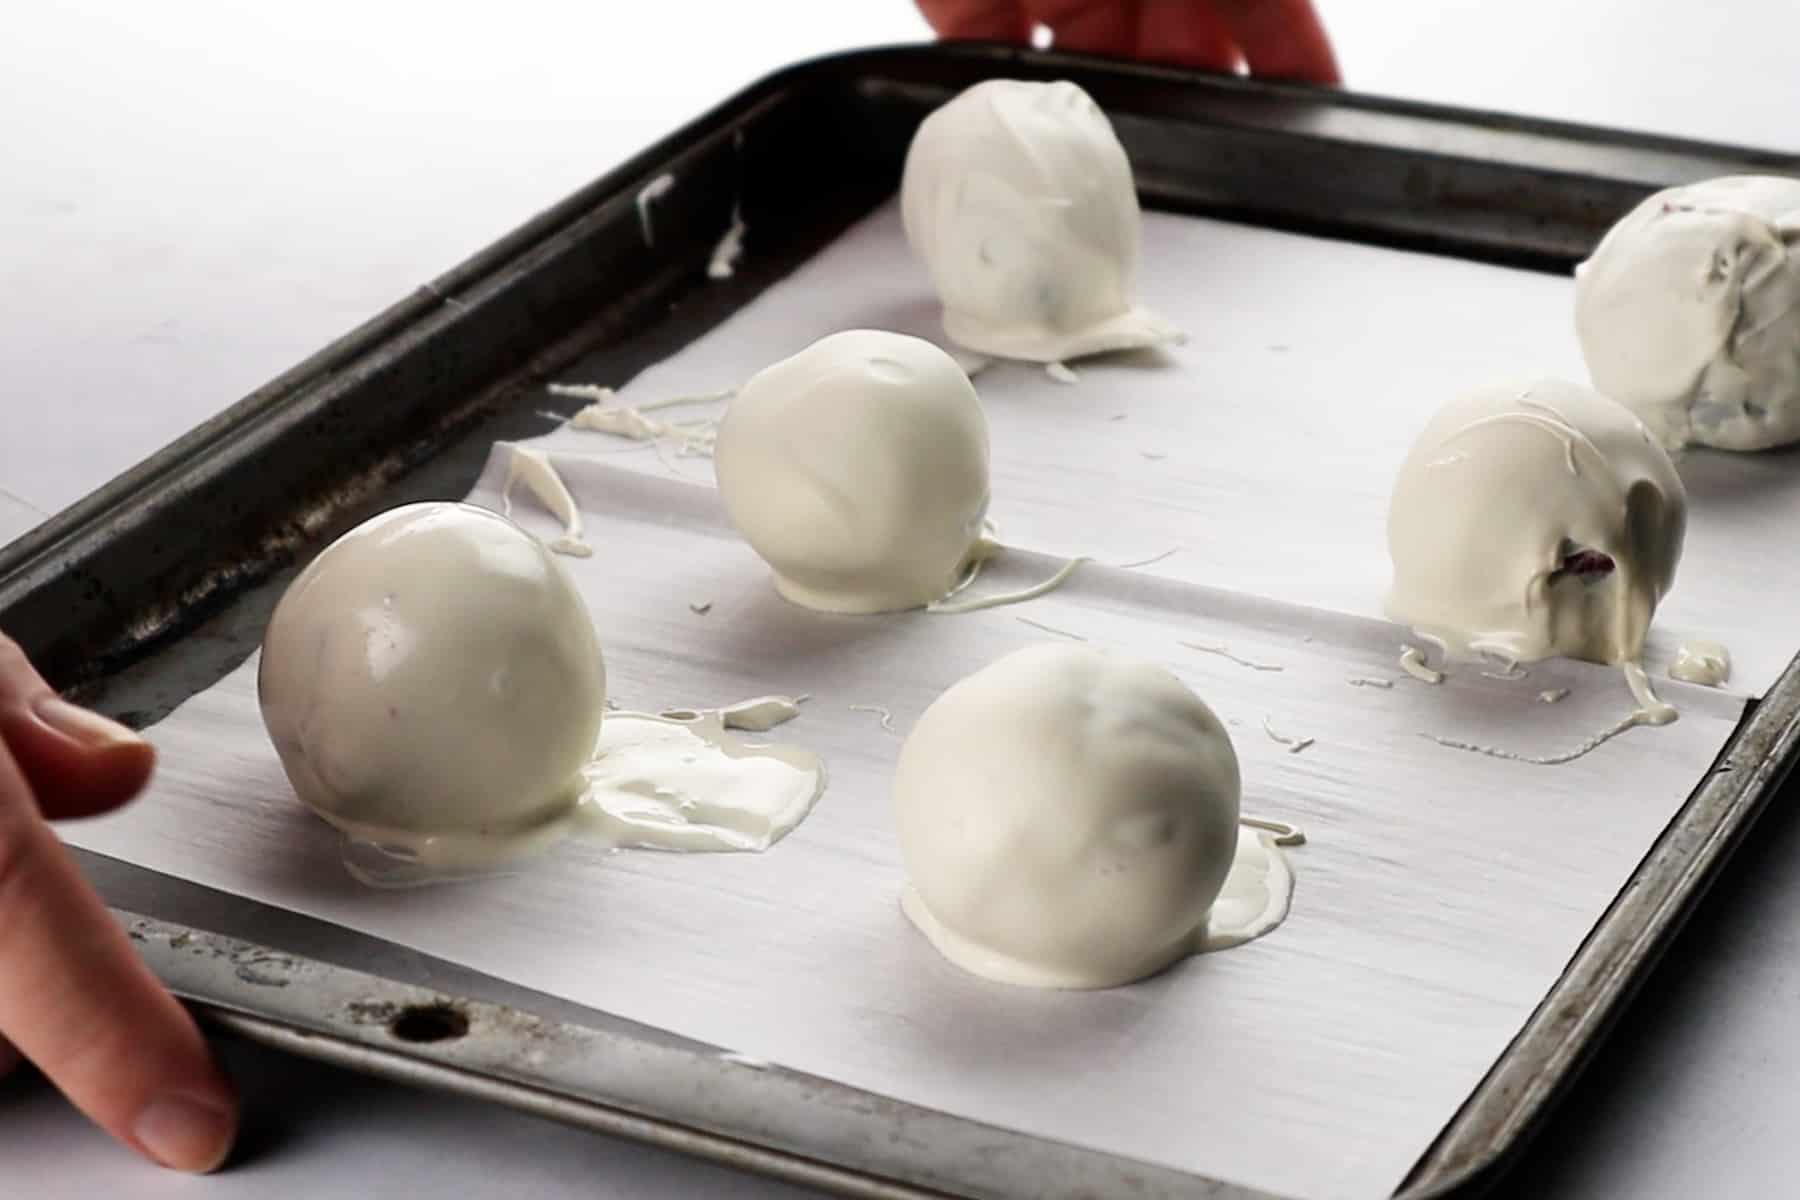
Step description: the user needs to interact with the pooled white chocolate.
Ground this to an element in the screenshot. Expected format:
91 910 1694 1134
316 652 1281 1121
894 644 1294 990
1576 175 1800 450
579 713 823 853
1387 380 1687 672
258 503 606 875
714 329 991 614
900 79 1180 363
1671 639 1732 687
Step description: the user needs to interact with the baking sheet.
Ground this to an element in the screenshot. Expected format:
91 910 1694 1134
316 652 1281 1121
62 455 1743 1200
55 202 1788 1199
539 202 1795 699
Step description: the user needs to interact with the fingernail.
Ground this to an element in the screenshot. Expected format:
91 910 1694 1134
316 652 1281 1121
33 696 145 751
134 1092 236 1173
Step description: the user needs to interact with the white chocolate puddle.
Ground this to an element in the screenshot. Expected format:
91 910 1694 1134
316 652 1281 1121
1194 826 1298 954
340 700 824 886
577 712 823 854
257 500 828 887
1671 640 1732 687
903 822 1295 987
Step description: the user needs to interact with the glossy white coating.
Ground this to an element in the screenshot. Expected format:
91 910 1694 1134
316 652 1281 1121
894 644 1293 990
1576 175 1800 450
714 329 991 614
900 79 1181 363
258 502 606 873
1388 380 1687 670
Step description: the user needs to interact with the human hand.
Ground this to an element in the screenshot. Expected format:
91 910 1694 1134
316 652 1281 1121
0 633 236 1172
917 0 1341 84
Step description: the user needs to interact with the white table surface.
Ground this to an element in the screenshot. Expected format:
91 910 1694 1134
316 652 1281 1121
4 2 1798 1195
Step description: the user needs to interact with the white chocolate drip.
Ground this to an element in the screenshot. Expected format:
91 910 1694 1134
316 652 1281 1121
502 447 592 558
1240 816 1306 847
1422 714 1650 767
928 554 1088 614
1015 615 1086 641
657 695 807 734
1261 717 1314 755
849 704 899 735
707 207 747 280
1622 661 1679 726
1399 646 1444 685
545 382 617 405
1670 640 1732 687
1423 661 1676 768
566 390 727 456
635 173 675 246
1182 641 1284 673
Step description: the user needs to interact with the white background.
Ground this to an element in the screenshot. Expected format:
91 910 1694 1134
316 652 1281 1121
5 2 1800 1196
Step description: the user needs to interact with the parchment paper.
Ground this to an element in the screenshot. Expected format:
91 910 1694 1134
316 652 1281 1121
60 205 1780 1199
535 203 1797 698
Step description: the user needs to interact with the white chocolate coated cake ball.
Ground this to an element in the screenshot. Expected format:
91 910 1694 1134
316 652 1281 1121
714 329 990 614
894 644 1261 990
900 79 1180 363
258 502 605 864
1576 175 1800 450
1387 380 1687 669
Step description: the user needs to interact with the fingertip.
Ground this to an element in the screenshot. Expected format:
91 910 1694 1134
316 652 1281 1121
1223 0 1342 85
134 1086 239 1174
2 699 155 819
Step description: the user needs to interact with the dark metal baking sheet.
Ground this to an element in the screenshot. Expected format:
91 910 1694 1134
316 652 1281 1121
4 42 1799 1200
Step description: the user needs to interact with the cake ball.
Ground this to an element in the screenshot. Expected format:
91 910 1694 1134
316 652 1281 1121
1576 175 1800 450
714 329 991 614
894 644 1292 990
900 79 1180 363
1388 380 1687 670
258 502 605 871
